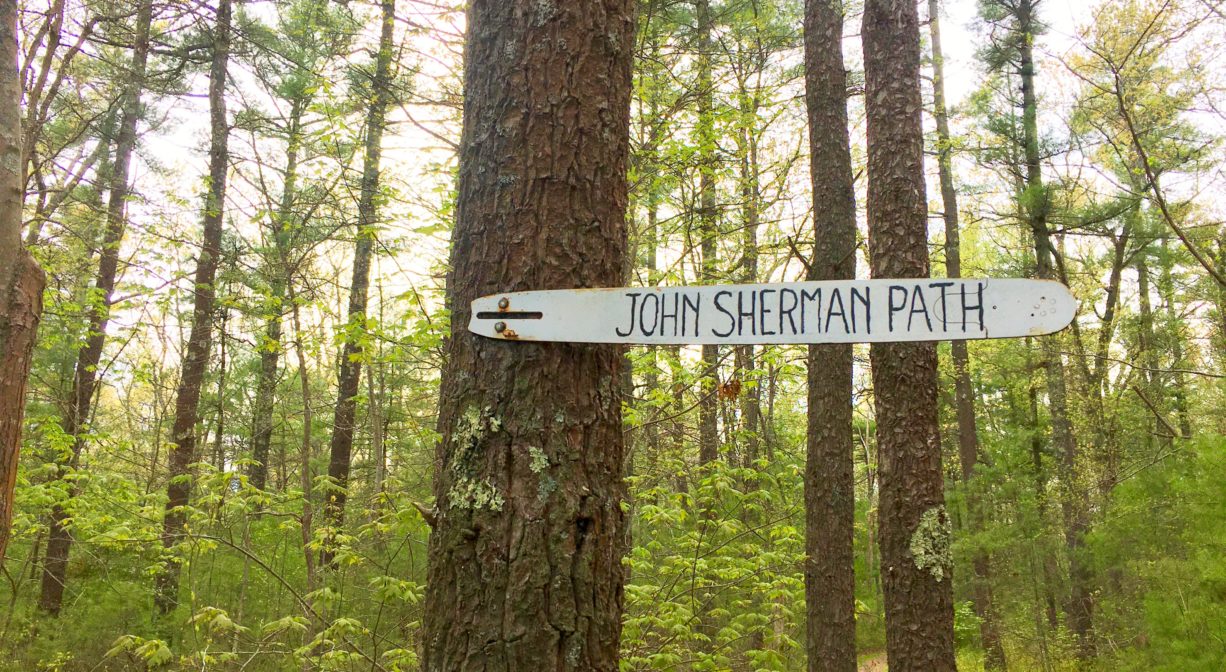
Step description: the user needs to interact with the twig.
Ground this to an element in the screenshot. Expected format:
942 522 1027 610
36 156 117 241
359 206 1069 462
1129 385 1185 439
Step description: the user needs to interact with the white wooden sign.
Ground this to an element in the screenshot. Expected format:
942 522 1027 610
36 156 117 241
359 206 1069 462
468 279 1076 345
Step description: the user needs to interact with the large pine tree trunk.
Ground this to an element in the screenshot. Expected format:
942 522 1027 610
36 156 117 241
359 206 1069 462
1015 0 1094 654
321 0 395 564
0 0 46 565
801 1 856 670
154 0 231 613
420 0 634 667
862 0 957 669
39 0 152 613
927 1 1006 667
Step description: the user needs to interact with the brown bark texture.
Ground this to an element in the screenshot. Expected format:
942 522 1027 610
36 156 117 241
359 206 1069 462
862 0 957 669
39 0 152 614
420 0 635 668
801 1 857 671
155 0 231 613
0 0 47 565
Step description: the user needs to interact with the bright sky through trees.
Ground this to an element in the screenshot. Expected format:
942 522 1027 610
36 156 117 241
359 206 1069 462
3 0 1225 668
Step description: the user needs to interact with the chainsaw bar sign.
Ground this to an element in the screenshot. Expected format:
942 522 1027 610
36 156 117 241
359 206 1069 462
469 279 1076 345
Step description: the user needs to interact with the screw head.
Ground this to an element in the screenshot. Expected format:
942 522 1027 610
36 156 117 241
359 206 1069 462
494 321 507 333
498 297 510 310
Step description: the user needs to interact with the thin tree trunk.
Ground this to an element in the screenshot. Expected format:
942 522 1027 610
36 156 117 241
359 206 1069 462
1157 240 1193 438
671 346 687 493
250 103 305 491
802 1 857 670
250 307 282 490
640 48 664 462
368 360 385 495
0 0 47 566
420 0 634 666
1074 226 1128 494
764 363 778 459
695 0 720 467
1026 341 1060 633
735 88 762 470
213 306 228 473
694 1 726 626
321 0 395 566
928 1 1006 666
643 155 661 460
862 0 956 668
861 431 879 598
289 283 318 642
733 55 767 658
155 0 231 613
1015 0 1094 653
1136 248 1160 445
37 0 152 614
1216 235 1226 381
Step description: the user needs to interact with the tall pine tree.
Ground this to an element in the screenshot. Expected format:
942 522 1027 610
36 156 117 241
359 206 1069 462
421 0 636 667
802 1 857 670
155 0 232 613
863 0 956 667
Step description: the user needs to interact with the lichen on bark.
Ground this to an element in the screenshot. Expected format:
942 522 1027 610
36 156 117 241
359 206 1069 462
445 405 505 511
909 505 952 582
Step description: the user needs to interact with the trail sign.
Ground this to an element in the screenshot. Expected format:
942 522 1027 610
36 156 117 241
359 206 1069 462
469 278 1076 345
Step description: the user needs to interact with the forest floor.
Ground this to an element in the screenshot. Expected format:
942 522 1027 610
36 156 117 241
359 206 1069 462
858 652 887 671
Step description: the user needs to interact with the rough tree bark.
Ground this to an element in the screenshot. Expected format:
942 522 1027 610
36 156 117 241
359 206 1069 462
927 0 1006 666
321 0 395 565
0 0 47 565
38 0 153 613
420 0 635 667
802 1 856 670
862 0 957 669
154 0 231 613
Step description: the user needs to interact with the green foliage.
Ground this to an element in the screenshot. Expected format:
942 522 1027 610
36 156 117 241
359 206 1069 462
1085 437 1226 671
6 0 1226 670
622 458 806 671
